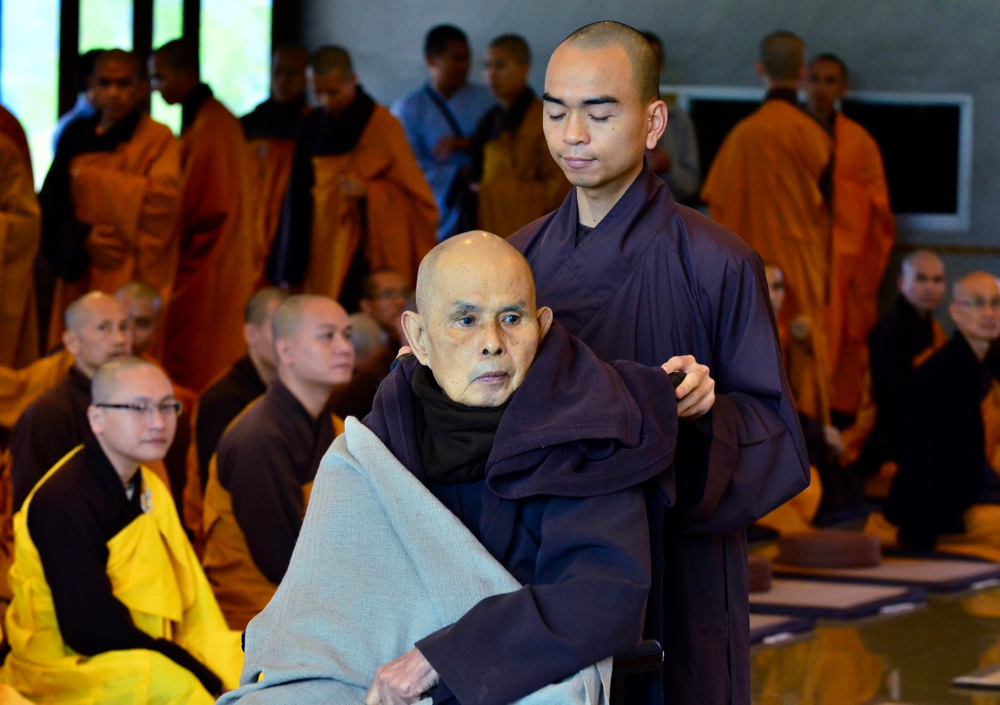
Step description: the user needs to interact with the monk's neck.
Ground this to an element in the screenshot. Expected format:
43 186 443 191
96 437 142 490
576 161 643 228
277 369 331 419
248 350 277 386
433 79 463 100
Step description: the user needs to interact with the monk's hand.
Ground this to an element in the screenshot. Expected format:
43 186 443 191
662 355 715 419
431 136 470 161
339 175 367 199
823 425 845 455
789 315 811 342
86 224 128 269
365 648 439 705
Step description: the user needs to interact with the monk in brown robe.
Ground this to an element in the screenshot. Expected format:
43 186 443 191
357 268 408 349
202 295 352 629
808 53 895 420
0 130 41 369
702 31 834 411
267 45 437 310
151 39 256 392
241 43 310 286
470 34 570 237
41 50 182 353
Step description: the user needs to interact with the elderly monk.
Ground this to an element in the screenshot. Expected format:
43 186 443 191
202 295 352 629
241 43 310 285
702 31 834 420
151 39 255 392
41 49 182 351
268 45 437 310
1 356 242 703
510 22 809 704
808 53 895 419
0 129 41 369
868 273 1000 561
470 34 570 238
358 268 408 348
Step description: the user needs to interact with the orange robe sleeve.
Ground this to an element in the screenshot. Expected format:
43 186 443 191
0 134 41 369
0 350 74 430
164 98 255 392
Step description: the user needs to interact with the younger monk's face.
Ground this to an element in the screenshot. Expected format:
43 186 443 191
277 299 355 387
89 365 178 465
950 273 1000 346
543 43 662 195
309 67 358 117
272 49 307 104
359 271 408 334
403 233 553 407
117 294 160 356
765 265 786 316
64 296 133 377
484 47 529 105
808 59 847 120
899 253 947 315
94 58 142 125
148 54 189 106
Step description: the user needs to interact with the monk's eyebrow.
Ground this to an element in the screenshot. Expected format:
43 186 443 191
449 301 480 315
541 93 620 107
541 93 565 106
499 301 528 314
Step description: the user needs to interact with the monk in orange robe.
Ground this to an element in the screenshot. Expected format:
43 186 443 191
470 34 570 237
808 54 895 418
0 103 33 181
267 45 437 310
0 131 41 369
702 31 833 407
150 39 256 392
40 50 182 354
241 43 311 287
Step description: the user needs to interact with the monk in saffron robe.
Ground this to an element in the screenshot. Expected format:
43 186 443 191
868 272 1000 562
510 23 809 705
470 34 570 237
241 43 310 286
0 131 40 369
1 357 242 703
268 45 437 309
808 53 895 419
702 32 834 415
41 50 182 353
202 295 350 629
151 39 256 392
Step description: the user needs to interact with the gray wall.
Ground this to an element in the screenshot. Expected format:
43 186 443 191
303 0 1000 305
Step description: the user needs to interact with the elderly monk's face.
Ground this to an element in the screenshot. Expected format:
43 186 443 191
900 254 947 315
543 43 658 194
765 266 786 316
65 297 133 377
808 59 847 119
309 67 358 117
94 58 142 125
89 365 178 464
272 49 307 103
277 299 355 387
117 295 159 356
950 274 1000 345
404 240 553 407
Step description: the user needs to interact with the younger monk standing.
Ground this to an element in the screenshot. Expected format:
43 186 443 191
41 49 182 350
150 39 255 392
470 34 569 237
268 46 437 309
808 53 895 420
1 357 242 702
202 295 352 629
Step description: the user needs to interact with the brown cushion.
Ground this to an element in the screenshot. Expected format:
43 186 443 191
748 555 773 593
777 529 882 568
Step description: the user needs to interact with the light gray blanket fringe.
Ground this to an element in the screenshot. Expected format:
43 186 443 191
218 417 611 704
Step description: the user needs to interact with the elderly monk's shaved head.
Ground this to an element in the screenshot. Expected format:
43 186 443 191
950 272 1000 355
759 31 806 83
899 249 947 315
63 293 134 378
403 231 553 407
561 21 660 104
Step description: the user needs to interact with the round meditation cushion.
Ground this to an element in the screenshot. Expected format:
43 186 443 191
777 529 882 568
748 555 773 593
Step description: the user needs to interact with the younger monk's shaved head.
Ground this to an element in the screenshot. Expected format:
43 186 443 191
91 355 163 403
115 281 162 313
403 231 553 407
272 42 308 103
311 45 352 77
96 49 140 76
309 45 357 116
154 38 199 73
63 293 134 378
562 21 660 104
150 38 199 104
272 295 354 402
489 34 531 65
243 288 288 382
759 31 805 83
899 249 947 315
246 287 289 326
115 282 162 356
950 271 1000 357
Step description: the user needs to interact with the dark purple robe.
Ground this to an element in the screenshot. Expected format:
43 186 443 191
364 322 679 705
509 164 810 705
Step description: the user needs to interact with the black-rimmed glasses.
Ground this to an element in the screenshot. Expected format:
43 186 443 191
94 401 183 418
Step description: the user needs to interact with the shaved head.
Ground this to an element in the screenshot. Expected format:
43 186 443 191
91 355 165 403
115 281 161 313
759 31 805 82
65 291 121 333
96 49 140 76
311 45 352 77
950 271 1000 351
562 21 660 104
272 294 343 341
245 287 289 326
63 292 133 377
953 271 1000 302
901 248 944 276
154 38 199 73
115 282 162 355
899 249 947 315
489 34 531 65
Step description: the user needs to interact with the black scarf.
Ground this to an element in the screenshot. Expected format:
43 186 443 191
307 86 377 156
411 365 509 484
181 82 214 131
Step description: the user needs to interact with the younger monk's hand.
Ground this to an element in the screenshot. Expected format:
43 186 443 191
365 648 439 705
86 224 128 269
431 136 470 161
823 425 845 455
339 175 367 199
662 355 715 419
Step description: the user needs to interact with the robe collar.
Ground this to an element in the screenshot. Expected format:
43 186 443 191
242 94 309 141
82 433 143 505
482 87 536 141
765 87 800 107
181 83 214 132
305 86 376 156
67 365 92 396
268 376 329 436
232 355 267 394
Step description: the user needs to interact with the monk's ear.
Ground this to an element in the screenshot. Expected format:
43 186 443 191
536 307 554 339
401 311 430 365
87 405 104 436
243 322 258 348
274 336 294 368
63 330 81 357
646 100 668 150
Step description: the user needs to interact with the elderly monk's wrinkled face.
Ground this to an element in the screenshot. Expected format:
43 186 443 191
900 254 947 315
485 47 529 105
309 67 358 117
808 59 847 120
543 43 656 193
64 297 133 377
428 39 471 94
765 265 786 316
277 299 355 387
272 49 307 103
951 274 1000 346
359 271 408 334
90 365 178 464
117 295 160 356
94 58 142 125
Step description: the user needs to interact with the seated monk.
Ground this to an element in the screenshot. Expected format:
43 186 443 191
1 357 242 702
867 272 1000 561
357 268 409 349
202 295 352 629
330 312 394 420
222 232 679 704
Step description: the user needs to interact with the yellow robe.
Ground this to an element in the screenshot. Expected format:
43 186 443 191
476 99 571 238
202 415 345 630
0 132 41 369
46 114 182 356
306 104 436 299
1 447 242 703
826 113 895 415
164 97 256 393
